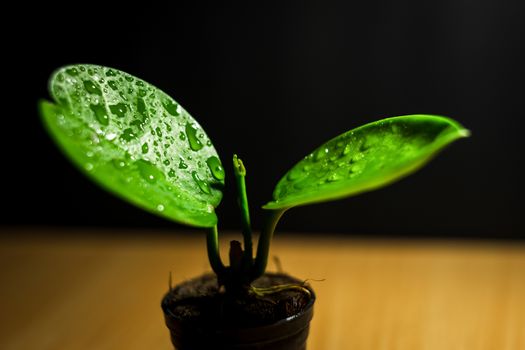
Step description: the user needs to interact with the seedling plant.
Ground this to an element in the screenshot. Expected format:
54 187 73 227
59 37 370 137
40 64 469 293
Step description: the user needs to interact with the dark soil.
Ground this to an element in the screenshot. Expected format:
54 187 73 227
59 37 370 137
162 272 313 327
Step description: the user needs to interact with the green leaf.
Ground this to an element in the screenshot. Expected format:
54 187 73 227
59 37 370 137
40 64 224 227
264 115 469 210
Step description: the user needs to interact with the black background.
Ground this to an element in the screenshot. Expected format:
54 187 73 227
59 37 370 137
2 2 524 238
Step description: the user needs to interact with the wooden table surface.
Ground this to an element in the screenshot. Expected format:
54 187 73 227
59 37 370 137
0 229 524 350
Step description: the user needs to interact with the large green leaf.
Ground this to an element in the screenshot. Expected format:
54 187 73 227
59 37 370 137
40 64 225 227
264 115 469 210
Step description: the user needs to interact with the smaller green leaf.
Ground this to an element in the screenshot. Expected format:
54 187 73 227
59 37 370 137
264 115 469 210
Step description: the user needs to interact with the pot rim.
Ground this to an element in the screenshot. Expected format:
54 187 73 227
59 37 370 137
161 273 316 334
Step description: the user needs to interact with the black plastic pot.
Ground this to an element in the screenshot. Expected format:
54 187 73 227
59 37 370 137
161 279 315 350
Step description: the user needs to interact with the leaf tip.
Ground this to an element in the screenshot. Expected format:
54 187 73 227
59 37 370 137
458 128 471 138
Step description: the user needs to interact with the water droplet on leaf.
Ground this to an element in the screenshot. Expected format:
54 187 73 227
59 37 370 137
89 104 109 126
66 68 78 76
163 100 179 116
137 97 147 117
109 103 127 118
185 123 203 151
287 167 304 181
314 147 329 162
137 159 165 184
108 81 118 91
178 158 188 169
206 156 224 180
120 128 137 141
83 80 102 95
112 159 126 169
192 171 211 194
326 173 342 182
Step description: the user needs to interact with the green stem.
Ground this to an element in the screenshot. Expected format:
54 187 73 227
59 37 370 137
233 155 253 266
206 226 226 276
251 208 286 280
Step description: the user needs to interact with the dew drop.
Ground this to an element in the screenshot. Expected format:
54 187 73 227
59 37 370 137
142 142 149 154
192 171 211 194
83 80 102 95
163 159 170 166
137 97 147 117
178 158 188 169
168 169 176 177
66 68 78 76
109 103 127 118
89 104 109 126
112 159 126 169
314 147 329 162
293 181 308 190
137 159 165 184
359 142 370 152
124 76 133 82
155 126 162 137
120 128 137 141
326 173 342 182
163 100 179 116
179 131 186 140
287 166 304 181
206 156 225 181
105 69 116 77
85 163 93 171
156 204 165 212
185 123 203 151
108 81 118 91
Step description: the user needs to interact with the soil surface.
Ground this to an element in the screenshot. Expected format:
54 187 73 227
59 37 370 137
162 273 313 327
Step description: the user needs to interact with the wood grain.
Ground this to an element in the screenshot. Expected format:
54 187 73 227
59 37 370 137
1 229 524 350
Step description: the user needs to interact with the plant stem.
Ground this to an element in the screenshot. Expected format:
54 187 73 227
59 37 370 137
251 208 286 280
233 154 253 266
206 226 226 276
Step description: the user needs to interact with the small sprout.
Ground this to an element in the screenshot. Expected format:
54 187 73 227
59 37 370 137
40 64 469 293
